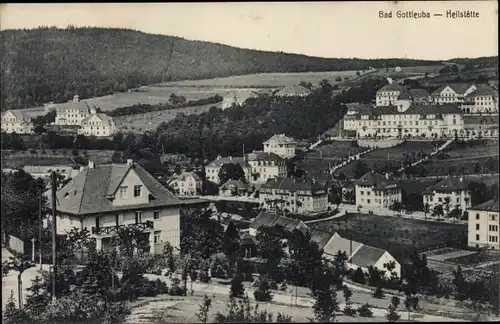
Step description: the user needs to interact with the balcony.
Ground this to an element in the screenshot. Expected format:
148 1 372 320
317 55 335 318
91 221 154 236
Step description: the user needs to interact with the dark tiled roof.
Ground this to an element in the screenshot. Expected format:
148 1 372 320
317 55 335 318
273 216 304 232
275 84 312 96
405 103 462 115
423 176 469 194
56 162 183 216
469 87 496 97
431 83 474 96
354 171 398 189
470 198 499 212
378 83 405 92
264 134 297 144
349 245 387 268
240 232 256 245
246 151 284 162
249 211 280 229
261 177 326 194
408 89 430 98
220 179 248 190
309 229 334 250
323 233 363 257
207 156 248 168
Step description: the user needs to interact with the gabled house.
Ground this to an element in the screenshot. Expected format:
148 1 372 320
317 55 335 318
205 156 249 184
55 159 189 254
275 84 312 97
168 172 202 196
248 211 308 236
1 110 34 134
375 82 406 107
422 176 471 212
246 151 287 183
263 134 298 159
54 95 91 126
77 109 116 137
311 231 401 278
219 179 249 197
431 83 477 105
354 171 402 210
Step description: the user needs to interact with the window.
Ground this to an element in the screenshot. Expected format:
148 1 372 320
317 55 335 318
476 234 480 241
154 231 161 244
489 225 498 232
490 214 497 221
360 191 364 195
456 198 460 203
489 236 498 243
476 213 480 220
134 185 142 197
153 210 160 220
135 211 142 224
367 199 371 204
438 197 442 202
119 186 128 198
476 224 480 230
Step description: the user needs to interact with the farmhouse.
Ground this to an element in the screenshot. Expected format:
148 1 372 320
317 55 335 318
77 108 117 137
1 110 34 134
263 134 298 159
168 172 202 196
248 211 308 236
259 177 328 214
54 159 186 253
343 102 464 139
354 171 402 210
422 176 471 213
312 231 401 278
468 198 499 250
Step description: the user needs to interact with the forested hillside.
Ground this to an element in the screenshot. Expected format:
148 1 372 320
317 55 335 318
1 27 443 110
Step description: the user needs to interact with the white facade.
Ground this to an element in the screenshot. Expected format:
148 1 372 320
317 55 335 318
205 156 250 184
467 201 499 250
432 84 477 105
78 112 116 137
168 172 202 196
1 110 34 134
355 183 402 209
54 96 90 126
263 134 297 159
423 190 471 213
375 83 404 107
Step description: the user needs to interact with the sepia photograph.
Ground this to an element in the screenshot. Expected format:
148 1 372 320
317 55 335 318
0 1 498 323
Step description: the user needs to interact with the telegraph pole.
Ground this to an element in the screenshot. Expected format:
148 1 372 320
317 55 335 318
39 191 43 270
51 171 57 302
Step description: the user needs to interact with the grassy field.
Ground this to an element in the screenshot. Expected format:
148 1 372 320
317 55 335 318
334 141 440 177
440 140 499 158
308 213 468 263
155 70 368 88
115 101 222 133
1 149 115 168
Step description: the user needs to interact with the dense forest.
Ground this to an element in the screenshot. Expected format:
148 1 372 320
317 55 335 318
1 26 443 110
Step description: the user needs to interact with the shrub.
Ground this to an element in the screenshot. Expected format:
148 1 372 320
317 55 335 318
169 278 186 296
270 278 278 290
372 286 385 299
141 280 157 297
357 303 373 317
386 305 401 322
254 277 272 302
351 267 366 284
199 269 211 283
229 275 245 298
279 281 288 291
154 279 169 294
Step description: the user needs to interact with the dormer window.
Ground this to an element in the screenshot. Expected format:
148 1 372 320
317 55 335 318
134 185 142 197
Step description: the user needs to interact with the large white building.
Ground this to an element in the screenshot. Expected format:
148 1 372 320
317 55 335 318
1 110 34 134
431 83 498 114
259 177 328 215
354 171 402 210
422 176 471 213
77 109 116 137
54 95 91 126
468 198 499 250
205 156 249 184
246 151 287 184
55 160 187 254
343 103 464 139
263 134 297 159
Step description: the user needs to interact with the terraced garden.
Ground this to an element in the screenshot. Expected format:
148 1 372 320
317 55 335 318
308 213 468 263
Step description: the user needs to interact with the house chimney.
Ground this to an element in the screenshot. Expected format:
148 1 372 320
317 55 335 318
73 95 79 103
460 177 463 182
217 155 221 160
385 173 389 180
88 161 94 169
387 77 393 85
127 159 133 166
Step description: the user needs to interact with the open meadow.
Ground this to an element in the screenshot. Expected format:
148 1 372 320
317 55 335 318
334 141 440 177
154 70 369 88
308 213 468 263
115 101 222 133
1 149 115 168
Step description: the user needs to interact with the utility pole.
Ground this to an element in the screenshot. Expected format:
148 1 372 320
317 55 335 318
51 171 57 302
39 191 43 270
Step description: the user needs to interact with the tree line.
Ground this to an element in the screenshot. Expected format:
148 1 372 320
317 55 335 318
1 26 442 110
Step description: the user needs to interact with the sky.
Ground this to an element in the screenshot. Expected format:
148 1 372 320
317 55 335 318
0 2 498 60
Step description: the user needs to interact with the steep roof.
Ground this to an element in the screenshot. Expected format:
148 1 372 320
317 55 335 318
408 89 431 98
349 245 387 268
1 110 31 121
55 101 90 112
220 179 248 190
169 172 201 183
309 229 334 250
263 134 297 144
432 83 475 96
470 198 499 212
469 87 496 97
261 177 326 194
423 176 469 194
377 83 405 92
405 103 462 115
249 211 280 230
56 162 183 216
240 232 256 245
354 171 398 189
81 113 115 125
275 84 311 96
246 151 284 162
323 233 363 258
207 156 248 168
273 216 304 232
